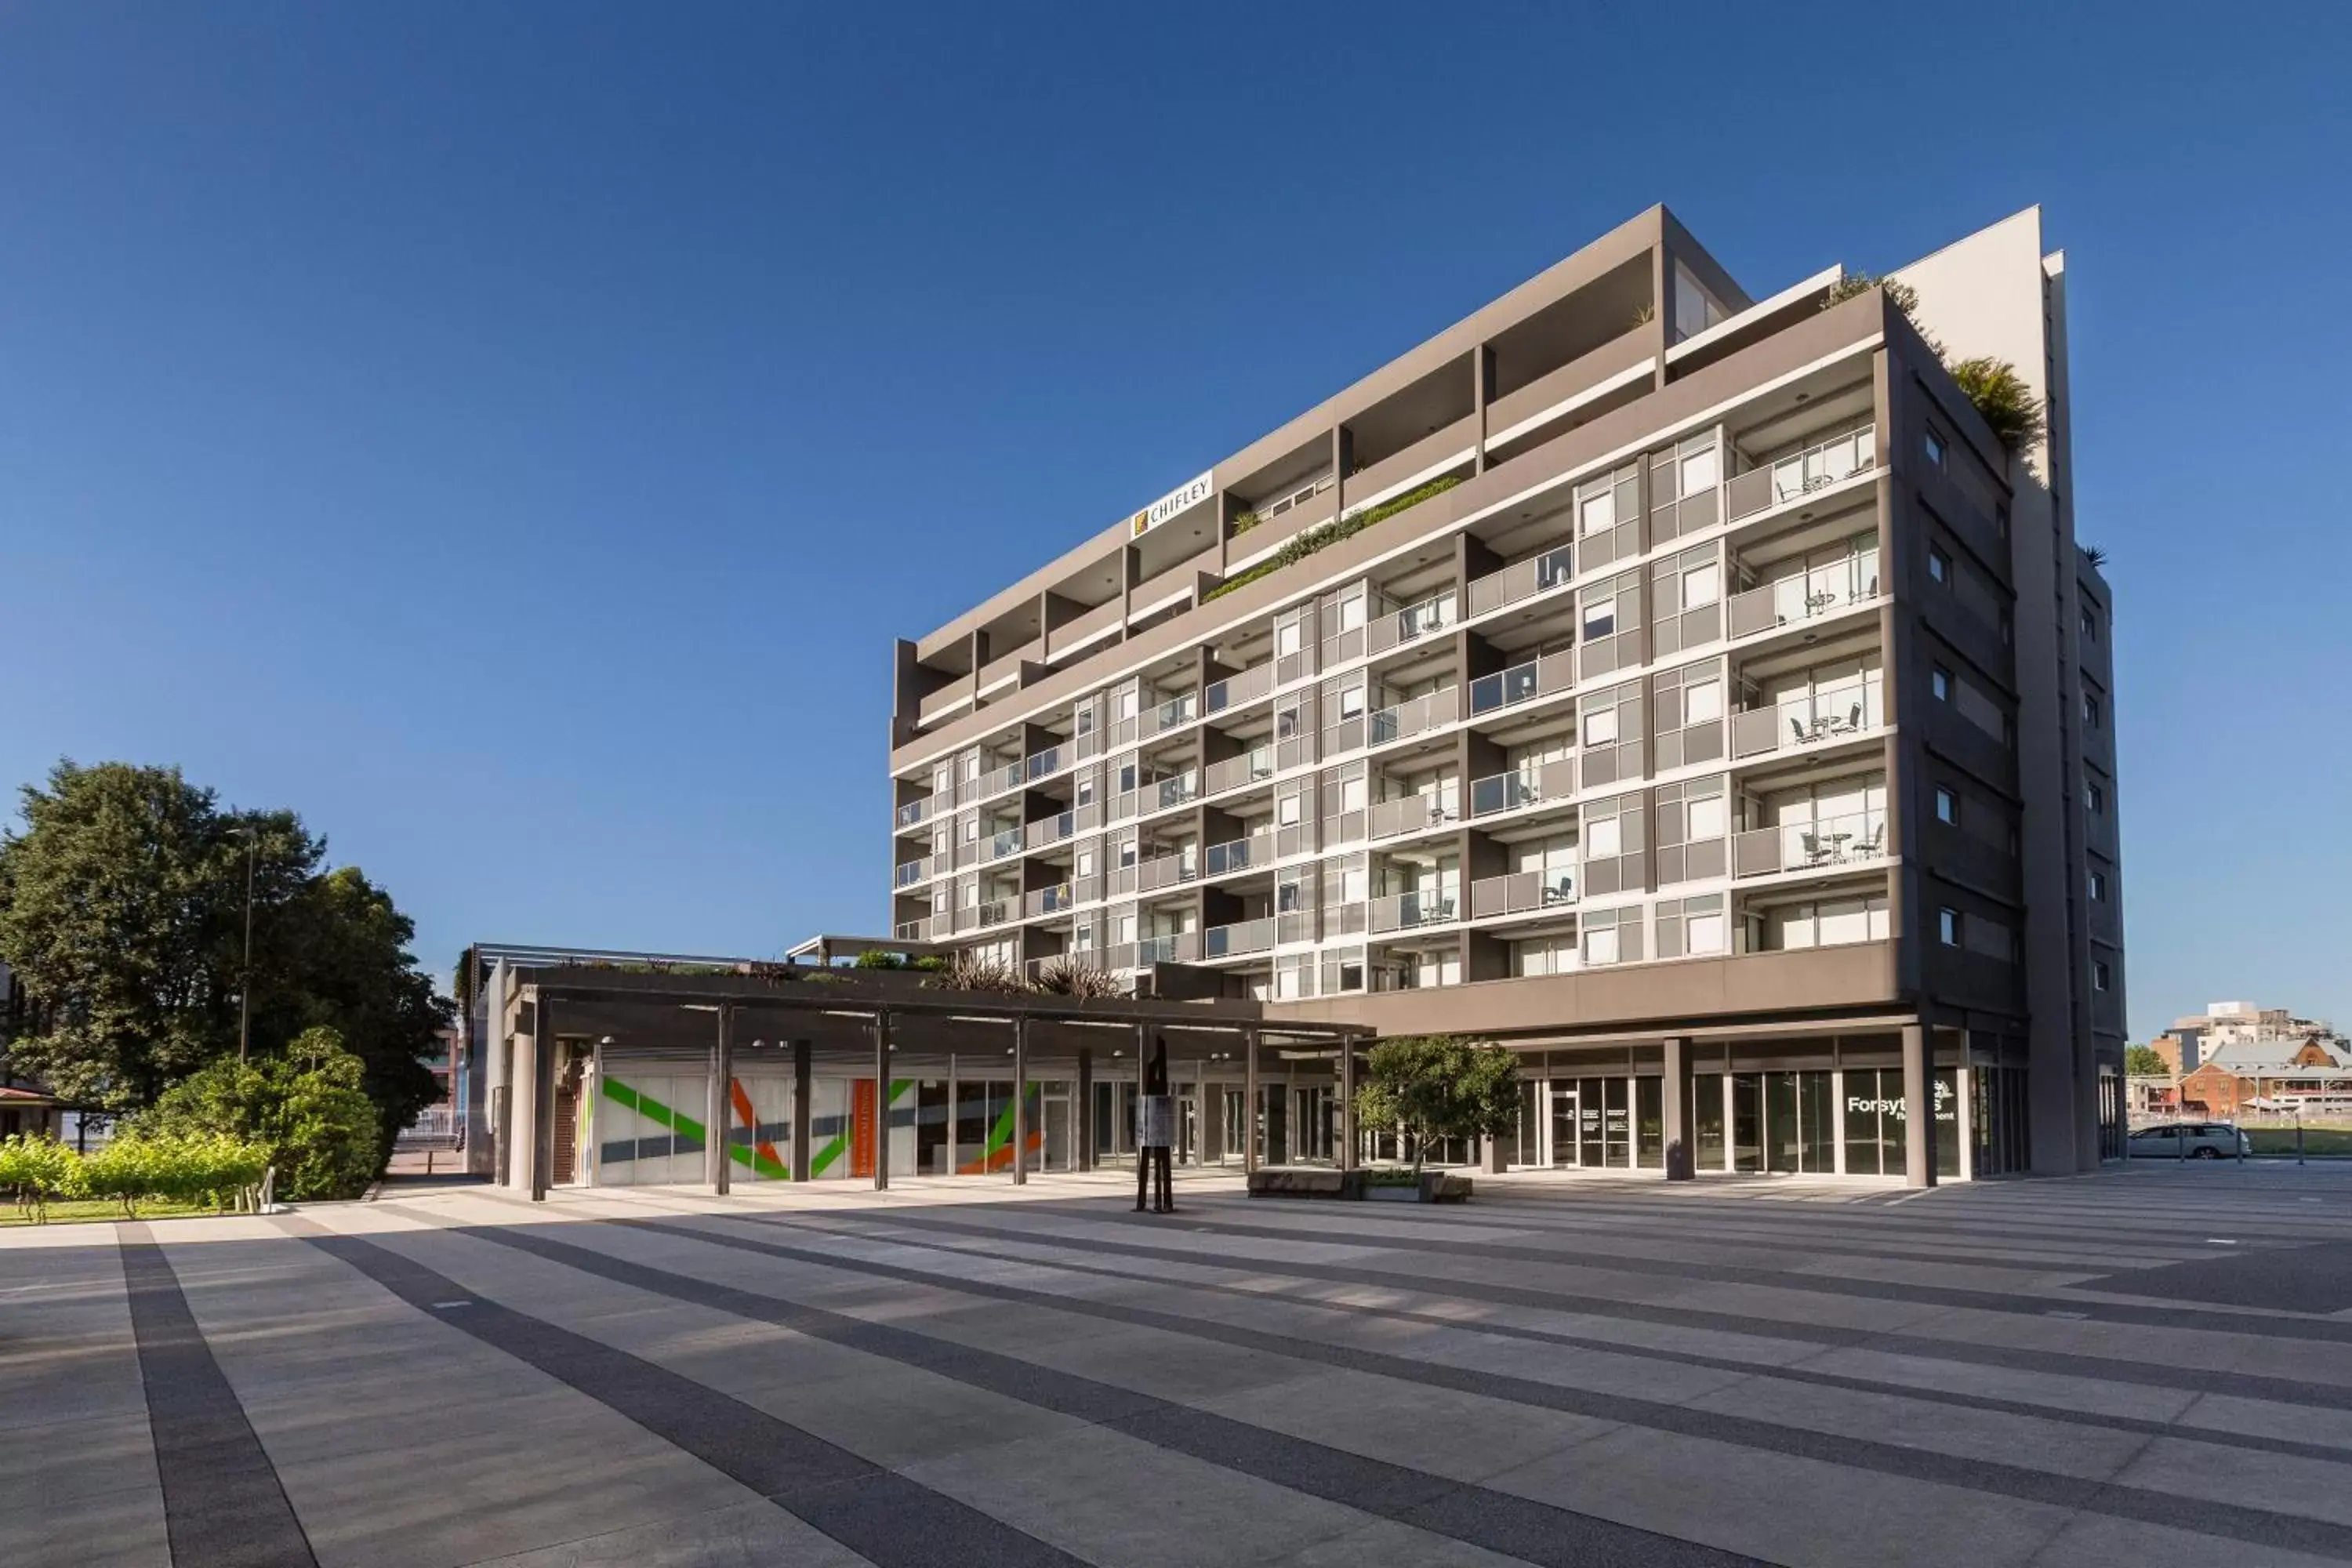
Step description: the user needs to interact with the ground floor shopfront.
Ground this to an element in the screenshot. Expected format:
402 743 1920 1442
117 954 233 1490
568 1040 2052 1189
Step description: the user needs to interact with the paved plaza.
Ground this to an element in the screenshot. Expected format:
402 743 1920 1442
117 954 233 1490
13 1164 2352 1567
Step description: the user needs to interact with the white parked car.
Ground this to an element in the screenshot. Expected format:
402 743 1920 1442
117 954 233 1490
2128 1122 2252 1159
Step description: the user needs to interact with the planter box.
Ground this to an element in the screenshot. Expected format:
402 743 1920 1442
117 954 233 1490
1246 1169 1475 1203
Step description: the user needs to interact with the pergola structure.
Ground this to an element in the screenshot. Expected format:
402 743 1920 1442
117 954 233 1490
470 946 1366 1201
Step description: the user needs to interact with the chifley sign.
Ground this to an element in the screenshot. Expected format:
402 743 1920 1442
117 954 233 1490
1130 471 1214 539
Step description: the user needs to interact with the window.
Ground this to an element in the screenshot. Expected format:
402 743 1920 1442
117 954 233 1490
1938 908 1961 946
1583 707 1619 746
1687 794 1726 840
1680 443 1720 495
1076 848 1094 877
1934 786 1958 825
1582 597 1617 640
1924 429 1946 470
2081 608 2100 644
1927 548 1948 585
1994 503 2010 539
1687 910 1726 955
1336 775 1366 812
2087 781 2107 815
1585 924 1621 965
1276 793 1301 826
1578 486 1617 537
1681 561 1720 608
1586 815 1623 857
1338 684 1366 719
2082 693 2102 729
2089 870 2107 902
1275 620 1302 657
2094 961 2112 992
962 817 980 843
1682 678 1722 725
1932 667 1952 702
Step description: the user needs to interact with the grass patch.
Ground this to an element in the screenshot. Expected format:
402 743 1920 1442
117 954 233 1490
2245 1128 2352 1158
2 1197 219 1227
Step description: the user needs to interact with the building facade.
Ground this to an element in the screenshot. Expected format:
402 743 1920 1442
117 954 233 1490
886 205 2124 1180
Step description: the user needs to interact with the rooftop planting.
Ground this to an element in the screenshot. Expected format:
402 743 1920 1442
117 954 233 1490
1205 474 1463 603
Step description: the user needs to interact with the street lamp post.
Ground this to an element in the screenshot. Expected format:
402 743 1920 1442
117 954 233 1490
230 827 256 1064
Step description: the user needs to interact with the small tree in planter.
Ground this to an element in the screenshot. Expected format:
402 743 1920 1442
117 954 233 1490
1353 1035 1521 1174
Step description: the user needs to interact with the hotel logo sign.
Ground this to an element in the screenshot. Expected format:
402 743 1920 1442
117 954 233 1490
1130 471 1214 539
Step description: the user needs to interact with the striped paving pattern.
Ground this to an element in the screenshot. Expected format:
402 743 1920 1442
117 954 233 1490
10 1166 2352 1566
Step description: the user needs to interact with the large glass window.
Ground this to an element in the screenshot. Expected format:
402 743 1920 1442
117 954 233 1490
1636 1076 1664 1168
1732 1075 1762 1173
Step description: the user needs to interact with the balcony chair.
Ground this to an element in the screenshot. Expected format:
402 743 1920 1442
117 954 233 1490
1789 715 1811 747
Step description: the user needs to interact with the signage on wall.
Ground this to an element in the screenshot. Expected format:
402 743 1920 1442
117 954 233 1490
850 1079 877 1178
1129 471 1214 539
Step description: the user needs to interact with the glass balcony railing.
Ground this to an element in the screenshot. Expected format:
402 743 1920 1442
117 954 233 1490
1368 887 1460 934
1367 686 1457 746
1726 424 1878 521
1464 545 1574 619
1726 551 1882 638
1468 869 1577 919
893 855 932 887
1468 651 1573 716
1203 662 1275 715
985 826 1025 862
1468 769 1542 818
1733 809 1889 878
1202 833 1270 877
1729 683 1882 759
1367 592 1457 655
1202 917 1276 959
1203 746 1275 797
1367 793 1459 841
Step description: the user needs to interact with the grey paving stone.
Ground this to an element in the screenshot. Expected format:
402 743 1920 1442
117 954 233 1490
459 1497 877 1568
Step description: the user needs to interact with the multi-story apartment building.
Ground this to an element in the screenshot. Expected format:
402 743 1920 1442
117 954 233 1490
887 205 2125 1181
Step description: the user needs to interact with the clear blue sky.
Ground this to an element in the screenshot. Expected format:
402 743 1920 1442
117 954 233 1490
2 2 2346 1038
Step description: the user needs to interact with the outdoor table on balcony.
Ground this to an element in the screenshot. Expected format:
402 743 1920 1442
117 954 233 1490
1823 831 1853 861
1805 590 1837 611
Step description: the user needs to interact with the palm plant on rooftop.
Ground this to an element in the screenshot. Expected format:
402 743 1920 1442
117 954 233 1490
1947 357 2047 452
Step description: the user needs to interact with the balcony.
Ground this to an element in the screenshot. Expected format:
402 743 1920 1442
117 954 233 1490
1203 662 1276 715
1469 869 1577 919
1203 746 1276 797
1369 686 1459 748
1141 691 1199 740
1727 550 1883 639
1465 545 1574 619
1024 801 1102 851
1369 887 1459 934
1202 831 1271 878
1732 810 1889 879
894 795 938 830
976 637 1041 696
1467 757 1575 819
1730 683 1882 760
1726 424 1878 523
1134 850 1198 895
1366 591 1457 657
984 826 1025 862
893 854 935 888
1468 650 1573 717
892 916 935 942
1368 793 1460 842
1110 771 1199 822
976 897 1014 927
1202 917 1276 959
1024 883 1080 917
1116 932 1200 969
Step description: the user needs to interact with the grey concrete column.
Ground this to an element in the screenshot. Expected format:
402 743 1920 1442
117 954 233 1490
1076 1048 1094 1171
792 1039 812 1182
1011 1018 1028 1185
506 1024 534 1195
1903 1022 1937 1189
532 997 555 1203
712 1005 735 1196
873 1010 891 1192
1243 1029 1261 1174
1663 1036 1695 1181
1338 1034 1356 1172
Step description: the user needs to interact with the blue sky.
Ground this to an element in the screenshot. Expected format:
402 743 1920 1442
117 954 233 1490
2 2 2345 1038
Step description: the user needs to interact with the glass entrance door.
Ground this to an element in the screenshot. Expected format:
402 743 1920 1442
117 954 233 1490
1549 1084 1581 1167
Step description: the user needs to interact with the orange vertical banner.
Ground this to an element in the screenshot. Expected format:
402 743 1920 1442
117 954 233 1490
850 1079 877 1178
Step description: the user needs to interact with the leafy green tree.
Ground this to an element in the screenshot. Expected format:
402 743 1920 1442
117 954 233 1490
0 761 446 1144
2125 1044 2170 1077
136 1027 382 1200
1352 1035 1522 1173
